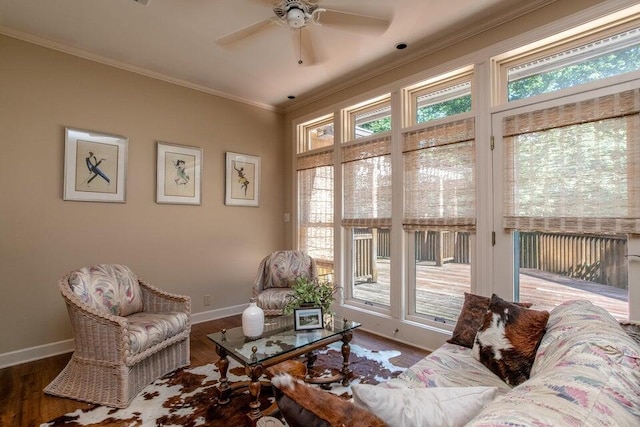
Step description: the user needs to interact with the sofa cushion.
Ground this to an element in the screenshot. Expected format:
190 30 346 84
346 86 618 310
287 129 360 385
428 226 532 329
127 311 189 354
352 384 497 427
472 294 549 386
467 345 640 427
385 343 512 396
68 264 143 316
448 293 532 348
531 299 640 376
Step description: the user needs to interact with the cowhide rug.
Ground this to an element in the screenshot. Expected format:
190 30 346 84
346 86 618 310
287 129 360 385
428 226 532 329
41 342 404 427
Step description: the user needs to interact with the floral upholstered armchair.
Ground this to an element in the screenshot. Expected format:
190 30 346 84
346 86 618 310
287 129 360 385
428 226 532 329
44 264 191 408
252 250 318 316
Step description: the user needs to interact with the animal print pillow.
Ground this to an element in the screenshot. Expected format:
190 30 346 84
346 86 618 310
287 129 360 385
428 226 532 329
448 293 532 348
472 294 549 386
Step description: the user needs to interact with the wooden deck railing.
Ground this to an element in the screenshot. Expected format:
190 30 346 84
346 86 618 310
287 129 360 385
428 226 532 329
519 232 628 289
353 229 628 290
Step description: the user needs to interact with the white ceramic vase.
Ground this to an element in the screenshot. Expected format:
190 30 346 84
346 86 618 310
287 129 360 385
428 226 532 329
242 298 264 339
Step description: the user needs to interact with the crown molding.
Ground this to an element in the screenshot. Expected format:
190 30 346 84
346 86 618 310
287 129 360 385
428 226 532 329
0 27 278 113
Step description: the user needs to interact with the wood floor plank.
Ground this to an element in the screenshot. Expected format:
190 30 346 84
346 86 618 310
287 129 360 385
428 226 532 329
0 314 429 427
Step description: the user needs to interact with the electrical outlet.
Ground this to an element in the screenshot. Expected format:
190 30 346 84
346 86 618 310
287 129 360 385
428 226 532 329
203 294 211 306
284 213 290 222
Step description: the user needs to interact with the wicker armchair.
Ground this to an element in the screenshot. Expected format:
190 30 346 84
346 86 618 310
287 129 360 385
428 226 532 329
44 264 191 408
252 251 318 316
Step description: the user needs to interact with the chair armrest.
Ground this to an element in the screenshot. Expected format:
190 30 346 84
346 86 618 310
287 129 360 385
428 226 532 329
252 255 270 297
59 280 130 363
138 279 191 317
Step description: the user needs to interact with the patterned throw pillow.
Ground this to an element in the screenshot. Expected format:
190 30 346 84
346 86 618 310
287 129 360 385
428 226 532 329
472 294 549 386
448 293 532 348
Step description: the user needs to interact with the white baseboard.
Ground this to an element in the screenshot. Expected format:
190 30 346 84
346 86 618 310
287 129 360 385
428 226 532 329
0 304 248 369
190 303 247 325
0 339 75 369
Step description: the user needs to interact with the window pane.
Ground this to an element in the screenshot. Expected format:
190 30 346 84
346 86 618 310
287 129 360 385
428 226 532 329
298 166 333 266
412 230 472 323
416 82 472 123
306 122 334 151
515 231 629 320
351 227 390 307
508 28 640 101
353 104 391 139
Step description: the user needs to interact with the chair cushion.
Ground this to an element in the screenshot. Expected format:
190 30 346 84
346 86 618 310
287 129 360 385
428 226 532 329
256 287 295 311
127 311 189 354
263 251 314 289
68 264 143 316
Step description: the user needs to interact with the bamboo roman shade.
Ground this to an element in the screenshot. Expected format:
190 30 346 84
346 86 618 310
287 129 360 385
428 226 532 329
297 150 334 265
503 89 640 234
342 135 392 228
403 118 476 231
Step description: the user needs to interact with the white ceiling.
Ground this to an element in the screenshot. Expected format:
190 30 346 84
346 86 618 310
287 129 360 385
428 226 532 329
0 0 553 111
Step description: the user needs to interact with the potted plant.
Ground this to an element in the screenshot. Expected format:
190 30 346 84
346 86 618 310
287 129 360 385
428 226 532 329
283 276 341 316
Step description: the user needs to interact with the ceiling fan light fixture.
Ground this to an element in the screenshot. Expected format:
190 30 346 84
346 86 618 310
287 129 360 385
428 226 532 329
286 7 307 28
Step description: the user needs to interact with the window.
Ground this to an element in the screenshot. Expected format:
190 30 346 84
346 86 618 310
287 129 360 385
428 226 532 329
300 115 334 153
406 72 473 125
297 116 335 278
346 95 391 140
342 103 392 306
404 118 476 323
500 88 640 319
500 21 640 102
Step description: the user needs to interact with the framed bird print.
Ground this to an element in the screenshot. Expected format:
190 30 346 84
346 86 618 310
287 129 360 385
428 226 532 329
63 127 128 203
156 141 202 205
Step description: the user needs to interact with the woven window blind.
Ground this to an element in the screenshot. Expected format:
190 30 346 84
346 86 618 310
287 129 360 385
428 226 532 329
503 89 640 234
403 118 476 231
297 150 334 265
342 136 392 228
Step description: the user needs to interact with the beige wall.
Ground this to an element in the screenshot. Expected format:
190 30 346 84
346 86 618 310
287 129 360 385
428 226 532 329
0 35 285 355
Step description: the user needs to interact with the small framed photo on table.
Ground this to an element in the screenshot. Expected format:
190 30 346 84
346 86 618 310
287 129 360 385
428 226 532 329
294 307 324 331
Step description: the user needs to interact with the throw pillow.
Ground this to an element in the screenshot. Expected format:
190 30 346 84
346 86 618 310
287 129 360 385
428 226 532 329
472 294 549 386
352 384 497 427
448 293 532 348
271 374 387 427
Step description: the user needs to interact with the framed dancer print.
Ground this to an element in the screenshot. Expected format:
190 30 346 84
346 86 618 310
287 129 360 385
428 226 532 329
225 152 260 207
63 127 128 203
156 142 202 205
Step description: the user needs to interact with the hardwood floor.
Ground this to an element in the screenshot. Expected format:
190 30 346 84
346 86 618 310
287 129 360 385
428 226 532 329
0 314 430 427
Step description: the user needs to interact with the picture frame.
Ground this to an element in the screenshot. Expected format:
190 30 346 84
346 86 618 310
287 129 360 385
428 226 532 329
63 127 128 203
156 142 203 205
225 152 260 207
294 307 324 331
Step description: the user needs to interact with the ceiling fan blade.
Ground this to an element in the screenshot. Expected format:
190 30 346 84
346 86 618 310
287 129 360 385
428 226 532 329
216 18 277 46
290 28 323 66
319 9 390 34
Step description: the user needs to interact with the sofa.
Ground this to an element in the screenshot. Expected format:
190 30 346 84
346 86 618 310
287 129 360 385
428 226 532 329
272 298 640 426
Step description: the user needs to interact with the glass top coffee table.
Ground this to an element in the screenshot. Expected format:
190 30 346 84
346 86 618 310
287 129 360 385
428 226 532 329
207 316 361 426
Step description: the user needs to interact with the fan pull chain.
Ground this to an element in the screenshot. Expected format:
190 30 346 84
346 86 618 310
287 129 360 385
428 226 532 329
298 28 303 65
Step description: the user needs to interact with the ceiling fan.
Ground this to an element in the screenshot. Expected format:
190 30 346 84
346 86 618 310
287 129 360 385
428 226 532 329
215 0 390 65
